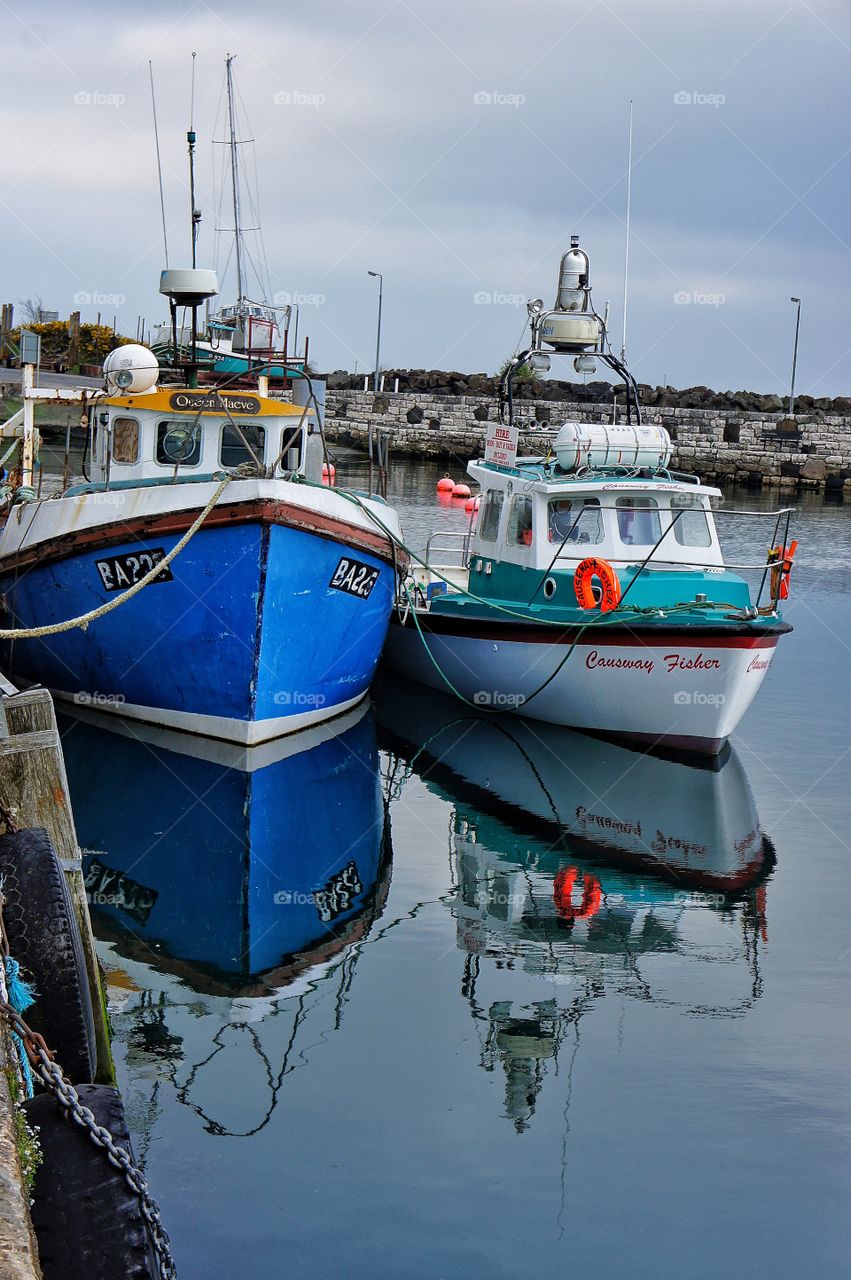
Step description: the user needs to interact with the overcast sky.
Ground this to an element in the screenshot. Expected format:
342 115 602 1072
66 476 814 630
1 0 849 394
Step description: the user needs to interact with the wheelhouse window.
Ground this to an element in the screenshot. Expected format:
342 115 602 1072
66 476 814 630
279 425 302 471
156 420 202 467
507 496 534 547
616 496 661 546
220 421 266 469
478 490 504 543
111 417 139 465
670 493 712 547
548 497 603 545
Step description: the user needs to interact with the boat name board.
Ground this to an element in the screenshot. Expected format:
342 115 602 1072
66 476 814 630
484 423 519 468
168 391 261 414
328 556 380 600
95 549 174 592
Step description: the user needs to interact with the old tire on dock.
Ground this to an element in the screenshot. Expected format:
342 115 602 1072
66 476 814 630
0 827 96 1081
24 1084 161 1280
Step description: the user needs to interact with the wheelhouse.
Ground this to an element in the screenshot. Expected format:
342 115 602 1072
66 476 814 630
467 461 725 574
83 388 311 488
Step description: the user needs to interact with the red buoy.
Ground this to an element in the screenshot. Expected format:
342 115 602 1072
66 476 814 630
465 495 480 513
436 475 455 493
452 483 471 498
322 462 336 487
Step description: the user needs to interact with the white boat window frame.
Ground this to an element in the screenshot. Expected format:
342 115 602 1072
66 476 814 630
506 494 534 549
110 416 140 466
477 489 505 543
615 494 662 548
155 418 205 470
219 419 267 470
547 495 604 547
669 492 713 548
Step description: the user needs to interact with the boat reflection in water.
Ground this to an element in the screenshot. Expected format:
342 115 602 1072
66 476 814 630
376 674 775 1133
58 701 391 1138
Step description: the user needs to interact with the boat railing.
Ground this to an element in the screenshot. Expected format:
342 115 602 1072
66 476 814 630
425 529 474 568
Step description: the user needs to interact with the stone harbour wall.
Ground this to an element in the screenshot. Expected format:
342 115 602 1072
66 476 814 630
322 390 851 490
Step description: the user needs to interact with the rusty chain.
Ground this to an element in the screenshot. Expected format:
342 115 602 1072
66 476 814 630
0 999 177 1280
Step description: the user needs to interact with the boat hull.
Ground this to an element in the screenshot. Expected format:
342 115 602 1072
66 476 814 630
0 482 400 744
384 612 787 753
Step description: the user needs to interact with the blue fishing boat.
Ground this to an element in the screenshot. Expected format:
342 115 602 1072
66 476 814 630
61 700 390 987
0 274 403 743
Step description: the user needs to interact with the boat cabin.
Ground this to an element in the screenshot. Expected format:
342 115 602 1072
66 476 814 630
466 460 725 575
417 453 753 617
82 387 313 488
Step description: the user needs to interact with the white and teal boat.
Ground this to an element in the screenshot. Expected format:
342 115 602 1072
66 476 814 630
385 239 794 754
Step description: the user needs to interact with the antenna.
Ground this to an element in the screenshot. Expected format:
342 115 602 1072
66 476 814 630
620 99 633 365
187 52 200 268
149 61 169 267
225 55 245 305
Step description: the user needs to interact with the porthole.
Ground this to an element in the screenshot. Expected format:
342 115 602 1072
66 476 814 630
543 576 557 600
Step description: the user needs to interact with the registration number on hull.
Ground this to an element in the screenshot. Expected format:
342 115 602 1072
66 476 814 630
95 549 173 592
328 556 379 600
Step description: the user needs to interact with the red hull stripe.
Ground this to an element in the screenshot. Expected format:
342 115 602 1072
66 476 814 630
396 613 785 649
0 498 404 574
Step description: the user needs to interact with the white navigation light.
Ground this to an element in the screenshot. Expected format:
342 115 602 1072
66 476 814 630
556 236 590 312
529 352 551 373
574 354 597 376
103 344 160 395
527 298 544 317
538 236 603 352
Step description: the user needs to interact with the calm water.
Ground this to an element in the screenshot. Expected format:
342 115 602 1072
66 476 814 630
57 460 850 1279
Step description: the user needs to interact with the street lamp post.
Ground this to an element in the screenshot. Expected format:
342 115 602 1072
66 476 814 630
368 270 383 392
789 296 801 416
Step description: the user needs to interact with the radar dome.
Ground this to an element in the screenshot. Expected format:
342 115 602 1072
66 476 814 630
103 345 159 395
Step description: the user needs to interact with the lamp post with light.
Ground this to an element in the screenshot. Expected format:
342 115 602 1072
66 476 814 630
789 296 801 416
368 271 383 392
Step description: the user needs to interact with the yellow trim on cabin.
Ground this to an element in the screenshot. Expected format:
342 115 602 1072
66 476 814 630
101 389 307 417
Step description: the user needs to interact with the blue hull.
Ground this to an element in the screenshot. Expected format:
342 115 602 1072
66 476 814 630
61 705 387 981
0 520 395 741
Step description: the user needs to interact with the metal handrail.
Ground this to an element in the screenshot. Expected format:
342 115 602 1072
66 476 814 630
425 528 474 568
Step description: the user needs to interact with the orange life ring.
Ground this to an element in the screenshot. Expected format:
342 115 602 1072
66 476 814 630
573 557 621 612
553 866 602 923
769 540 797 600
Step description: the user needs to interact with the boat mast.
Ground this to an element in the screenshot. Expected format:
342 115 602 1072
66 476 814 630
620 99 633 365
188 51 200 269
225 55 245 306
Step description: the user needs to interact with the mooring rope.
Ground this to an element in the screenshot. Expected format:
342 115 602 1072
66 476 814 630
0 474 232 639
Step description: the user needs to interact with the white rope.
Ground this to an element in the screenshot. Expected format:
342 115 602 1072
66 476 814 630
0 475 232 639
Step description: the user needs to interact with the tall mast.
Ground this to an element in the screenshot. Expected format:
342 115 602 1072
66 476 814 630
188 51 200 268
225 55 244 305
620 99 633 365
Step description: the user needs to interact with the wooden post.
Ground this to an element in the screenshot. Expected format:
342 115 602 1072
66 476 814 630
0 686 114 1084
67 311 80 369
0 305 13 366
19 366 34 491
